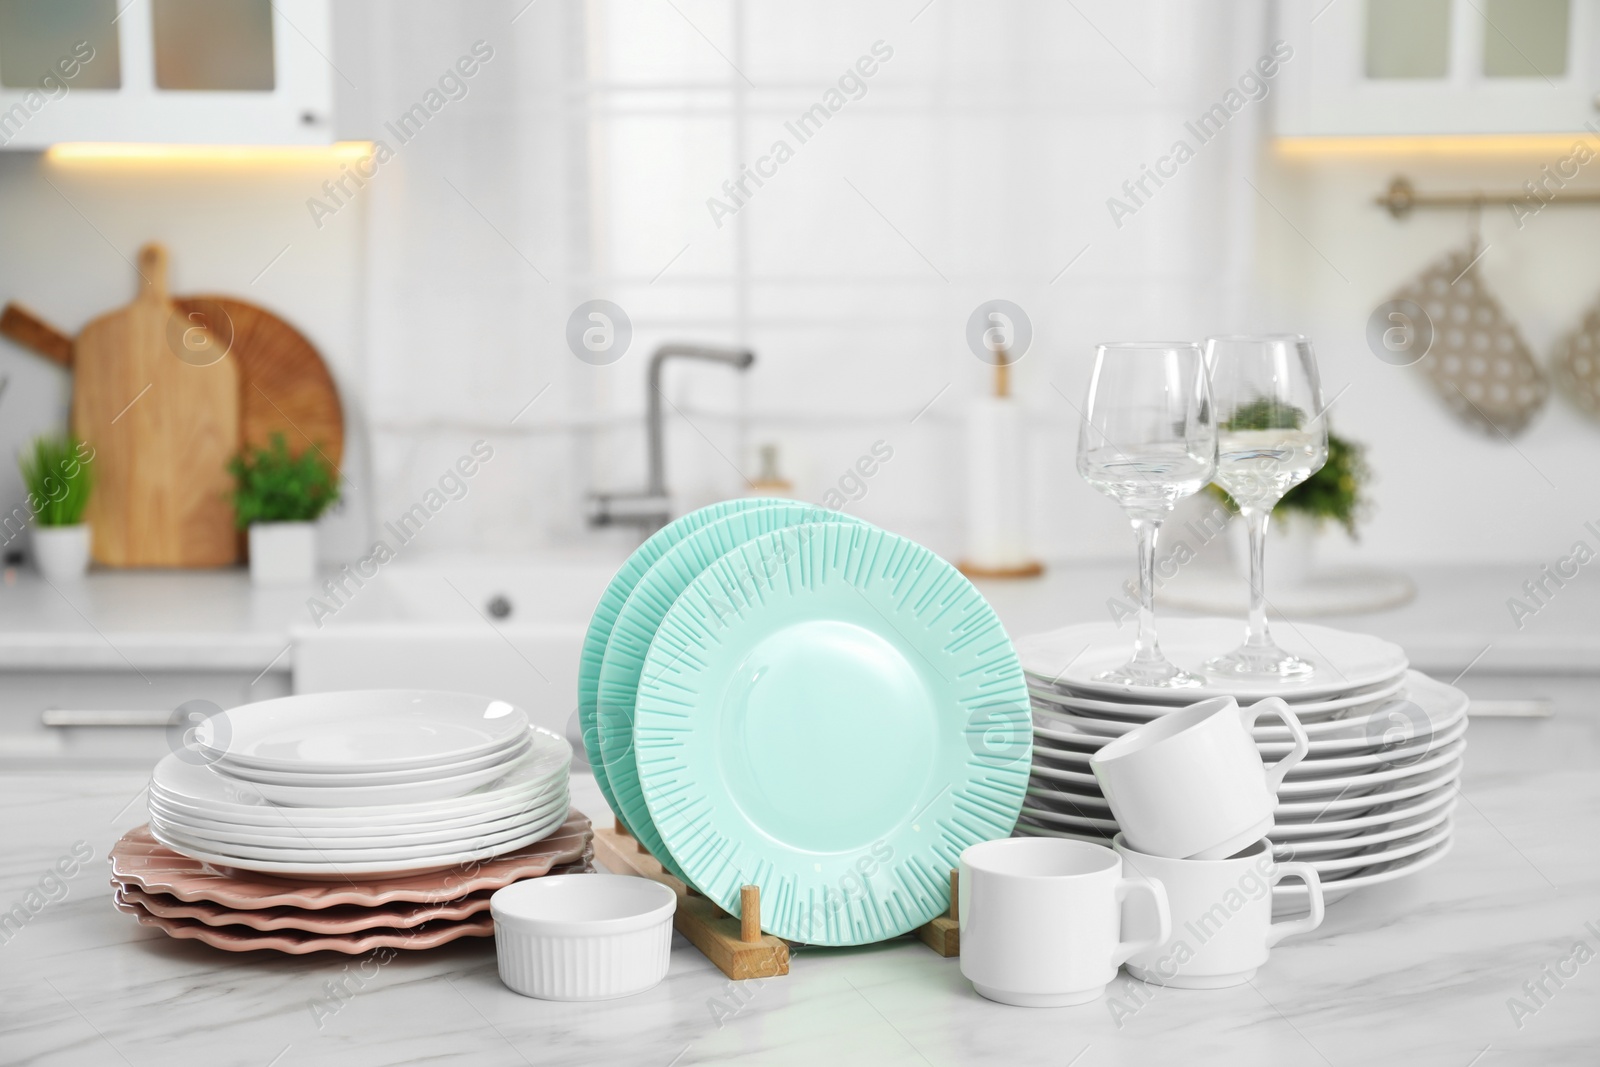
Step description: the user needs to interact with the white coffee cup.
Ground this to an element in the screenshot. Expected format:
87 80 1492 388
959 837 1170 1007
1114 834 1324 988
1090 696 1310 860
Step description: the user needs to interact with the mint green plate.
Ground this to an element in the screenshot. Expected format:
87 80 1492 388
634 522 1031 946
598 503 857 882
577 498 790 827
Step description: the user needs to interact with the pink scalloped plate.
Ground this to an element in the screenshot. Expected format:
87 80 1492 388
114 857 595 934
113 893 496 954
109 811 592 910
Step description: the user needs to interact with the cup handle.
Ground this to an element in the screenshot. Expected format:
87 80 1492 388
1112 875 1170 967
1264 861 1324 948
1241 697 1311 792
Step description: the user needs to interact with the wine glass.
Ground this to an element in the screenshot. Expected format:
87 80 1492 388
1077 343 1217 687
1202 335 1329 678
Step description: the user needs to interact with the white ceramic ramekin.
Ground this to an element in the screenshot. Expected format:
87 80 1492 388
491 874 676 1000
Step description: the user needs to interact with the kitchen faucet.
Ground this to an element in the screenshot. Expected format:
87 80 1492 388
588 343 755 536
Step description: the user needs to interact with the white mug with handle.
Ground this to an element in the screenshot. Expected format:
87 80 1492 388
1090 696 1310 860
1114 835 1325 988
959 837 1171 1007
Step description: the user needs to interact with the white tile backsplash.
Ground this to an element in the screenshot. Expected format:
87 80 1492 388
4 0 1583 574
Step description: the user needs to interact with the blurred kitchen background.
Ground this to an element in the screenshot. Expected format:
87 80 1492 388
3 0 1599 759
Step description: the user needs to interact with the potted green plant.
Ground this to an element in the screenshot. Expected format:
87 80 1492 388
1209 429 1371 587
21 435 95 581
229 433 340 585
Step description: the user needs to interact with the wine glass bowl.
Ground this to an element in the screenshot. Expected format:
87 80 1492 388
1076 343 1217 687
1202 335 1329 679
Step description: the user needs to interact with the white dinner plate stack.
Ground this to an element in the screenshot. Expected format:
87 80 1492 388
1013 619 1466 906
148 691 573 879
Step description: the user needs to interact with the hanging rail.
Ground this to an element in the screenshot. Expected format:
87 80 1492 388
1375 175 1600 219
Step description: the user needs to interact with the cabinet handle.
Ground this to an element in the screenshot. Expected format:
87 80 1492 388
42 710 174 728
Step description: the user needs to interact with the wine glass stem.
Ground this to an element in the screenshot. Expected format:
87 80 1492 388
1131 516 1164 666
1242 505 1273 650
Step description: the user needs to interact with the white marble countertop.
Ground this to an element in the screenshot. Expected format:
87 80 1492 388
4 683 1598 1067
0 569 308 672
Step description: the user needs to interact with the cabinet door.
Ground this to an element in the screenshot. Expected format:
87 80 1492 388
0 0 334 148
1276 0 1599 135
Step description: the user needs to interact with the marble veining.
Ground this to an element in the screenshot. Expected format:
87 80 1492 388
2 690 1598 1066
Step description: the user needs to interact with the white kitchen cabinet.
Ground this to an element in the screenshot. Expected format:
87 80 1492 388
0 666 291 766
1276 0 1600 135
0 0 335 149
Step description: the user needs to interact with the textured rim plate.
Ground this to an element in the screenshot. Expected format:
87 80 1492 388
1275 738 1466 797
578 498 791 828
149 797 566 865
598 503 856 884
115 883 497 932
1016 619 1408 702
216 752 536 808
213 734 532 786
1291 819 1454 873
1274 801 1457 857
1019 804 1118 832
113 895 496 954
1035 693 1449 742
109 813 593 908
1030 675 1407 720
1031 714 1467 790
150 727 570 821
1012 821 1456 903
1284 717 1469 778
1273 838 1455 899
1270 782 1459 837
634 522 1030 946
197 690 529 770
148 800 571 879
1027 762 1100 788
1277 760 1461 818
149 764 567 830
147 772 567 837
113 858 595 933
151 787 570 854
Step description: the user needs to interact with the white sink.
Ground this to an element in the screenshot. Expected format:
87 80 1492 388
292 553 622 741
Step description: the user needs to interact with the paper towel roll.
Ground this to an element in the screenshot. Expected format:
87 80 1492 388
964 396 1033 570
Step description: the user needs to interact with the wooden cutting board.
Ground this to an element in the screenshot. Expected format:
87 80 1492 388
73 244 241 567
2 248 346 568
171 295 344 469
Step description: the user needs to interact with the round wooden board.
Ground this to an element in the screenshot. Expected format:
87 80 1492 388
174 295 344 469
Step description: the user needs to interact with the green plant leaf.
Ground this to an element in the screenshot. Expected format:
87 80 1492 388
227 433 340 527
19 435 93 527
1207 428 1371 539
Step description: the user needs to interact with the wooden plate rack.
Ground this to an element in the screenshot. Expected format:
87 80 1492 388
592 820 959 980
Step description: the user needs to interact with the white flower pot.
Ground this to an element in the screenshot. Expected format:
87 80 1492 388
248 522 317 586
33 524 90 582
1228 513 1319 590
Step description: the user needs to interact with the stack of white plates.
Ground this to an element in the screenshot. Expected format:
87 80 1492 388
149 691 572 879
1013 619 1465 905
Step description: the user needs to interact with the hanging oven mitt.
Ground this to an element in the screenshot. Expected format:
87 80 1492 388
1549 296 1600 422
1390 240 1548 437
